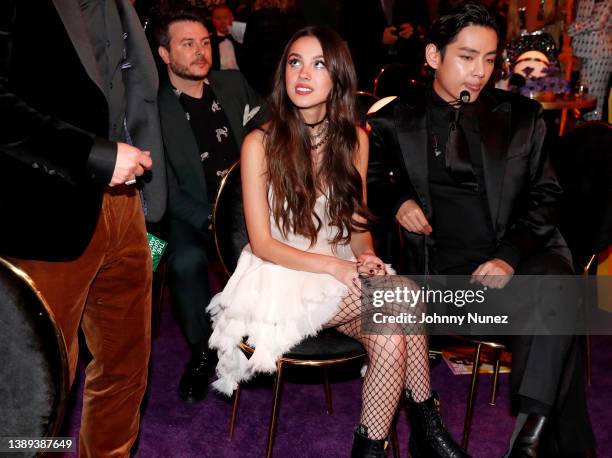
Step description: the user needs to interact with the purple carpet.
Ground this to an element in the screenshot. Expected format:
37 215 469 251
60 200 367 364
58 293 612 457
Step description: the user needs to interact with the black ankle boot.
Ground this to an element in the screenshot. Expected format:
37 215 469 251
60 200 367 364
351 424 389 458
406 391 471 458
507 414 548 458
178 349 213 403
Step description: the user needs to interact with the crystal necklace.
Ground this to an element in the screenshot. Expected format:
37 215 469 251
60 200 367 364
309 119 329 150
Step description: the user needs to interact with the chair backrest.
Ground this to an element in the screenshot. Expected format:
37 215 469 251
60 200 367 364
373 63 426 103
0 257 69 438
554 121 612 269
212 161 249 276
353 90 379 128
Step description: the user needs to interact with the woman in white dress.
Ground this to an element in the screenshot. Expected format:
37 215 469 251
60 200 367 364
208 26 468 458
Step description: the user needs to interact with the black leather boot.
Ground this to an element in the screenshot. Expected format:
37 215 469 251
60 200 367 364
507 414 548 458
351 424 389 458
406 391 471 458
178 349 213 403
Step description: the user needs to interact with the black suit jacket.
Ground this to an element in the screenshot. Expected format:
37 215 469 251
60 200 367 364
367 88 570 274
0 0 166 260
158 70 267 232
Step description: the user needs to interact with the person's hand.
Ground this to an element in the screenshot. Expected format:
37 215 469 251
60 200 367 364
396 199 432 235
398 23 414 39
109 143 152 186
357 252 386 276
382 26 399 45
327 258 361 296
470 258 514 289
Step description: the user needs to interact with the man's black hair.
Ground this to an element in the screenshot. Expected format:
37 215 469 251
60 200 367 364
427 1 499 57
152 5 208 49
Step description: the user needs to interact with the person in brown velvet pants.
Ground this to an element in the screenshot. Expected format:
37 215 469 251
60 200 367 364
0 1 166 456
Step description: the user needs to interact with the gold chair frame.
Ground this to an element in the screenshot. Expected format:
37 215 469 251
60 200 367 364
372 63 409 98
353 90 380 129
454 336 508 450
229 343 370 458
0 257 70 438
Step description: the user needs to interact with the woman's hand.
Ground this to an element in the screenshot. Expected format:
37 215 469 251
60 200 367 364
357 252 386 276
327 258 361 296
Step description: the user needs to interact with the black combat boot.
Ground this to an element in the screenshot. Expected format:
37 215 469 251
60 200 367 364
406 391 471 458
351 424 389 458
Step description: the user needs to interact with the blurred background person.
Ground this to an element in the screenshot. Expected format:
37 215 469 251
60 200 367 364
339 0 430 90
210 3 245 70
568 0 612 121
505 0 563 46
241 0 305 95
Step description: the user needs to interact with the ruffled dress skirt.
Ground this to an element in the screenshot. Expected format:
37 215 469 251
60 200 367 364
207 243 352 395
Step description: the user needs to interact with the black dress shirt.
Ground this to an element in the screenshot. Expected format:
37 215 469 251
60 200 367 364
427 89 497 273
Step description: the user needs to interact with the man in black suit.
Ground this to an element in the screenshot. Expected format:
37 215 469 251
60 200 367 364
0 0 166 455
210 4 245 71
155 8 267 403
368 2 595 456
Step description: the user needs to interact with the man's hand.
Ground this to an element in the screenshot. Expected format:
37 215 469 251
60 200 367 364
398 23 414 39
471 258 514 289
396 199 432 235
109 143 153 186
382 26 399 45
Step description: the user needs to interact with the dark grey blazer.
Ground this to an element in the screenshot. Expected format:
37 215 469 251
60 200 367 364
158 70 267 232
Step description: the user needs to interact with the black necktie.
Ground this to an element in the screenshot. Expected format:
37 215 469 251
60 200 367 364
445 108 474 182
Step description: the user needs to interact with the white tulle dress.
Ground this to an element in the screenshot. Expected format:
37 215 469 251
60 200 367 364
207 194 354 395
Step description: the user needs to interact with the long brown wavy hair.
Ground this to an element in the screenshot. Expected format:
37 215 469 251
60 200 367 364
264 26 371 247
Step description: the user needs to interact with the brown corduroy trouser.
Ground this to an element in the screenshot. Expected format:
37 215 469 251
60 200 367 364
10 186 152 458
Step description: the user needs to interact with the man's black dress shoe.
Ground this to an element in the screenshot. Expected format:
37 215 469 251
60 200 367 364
178 351 212 403
507 414 548 458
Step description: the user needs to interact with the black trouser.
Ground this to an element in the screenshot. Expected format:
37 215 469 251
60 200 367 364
438 249 595 453
167 218 213 352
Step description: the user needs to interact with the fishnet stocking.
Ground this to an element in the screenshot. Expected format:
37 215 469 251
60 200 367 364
324 276 431 439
